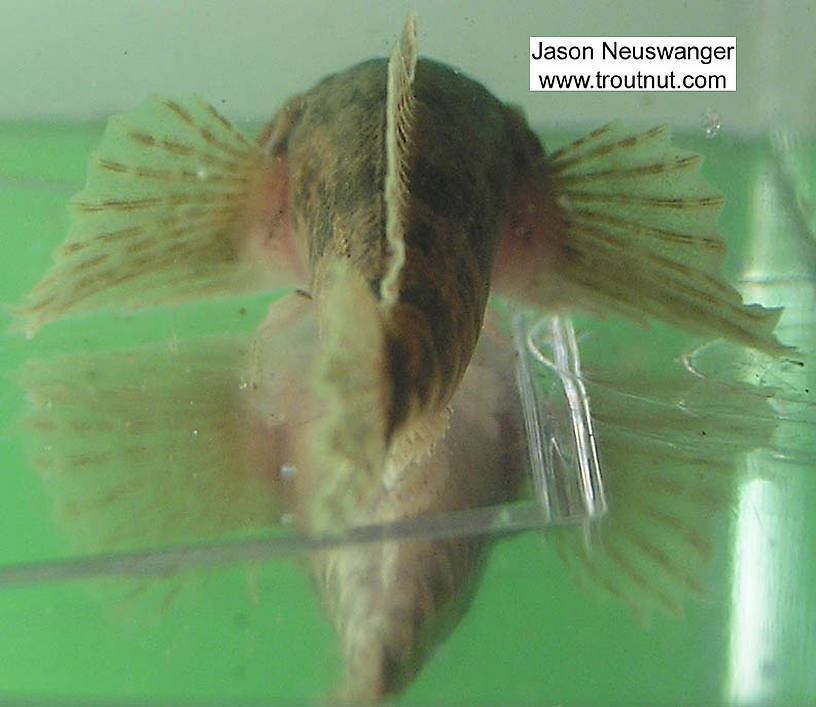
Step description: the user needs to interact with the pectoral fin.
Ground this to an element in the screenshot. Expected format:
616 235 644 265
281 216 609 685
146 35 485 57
19 293 318 556
13 96 303 336
495 123 789 354
546 334 778 616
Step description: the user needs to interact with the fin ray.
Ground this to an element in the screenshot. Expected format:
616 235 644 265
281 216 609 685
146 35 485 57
381 13 418 307
13 96 299 336
545 340 778 617
497 122 788 353
18 294 319 555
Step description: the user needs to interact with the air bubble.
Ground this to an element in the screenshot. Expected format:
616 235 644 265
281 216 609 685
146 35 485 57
191 428 199 439
279 463 296 479
701 109 721 139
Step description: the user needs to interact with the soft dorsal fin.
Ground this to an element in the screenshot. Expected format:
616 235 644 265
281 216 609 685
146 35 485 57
381 13 418 308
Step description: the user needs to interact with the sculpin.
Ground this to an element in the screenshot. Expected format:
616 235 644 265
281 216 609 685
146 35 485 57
13 13 787 703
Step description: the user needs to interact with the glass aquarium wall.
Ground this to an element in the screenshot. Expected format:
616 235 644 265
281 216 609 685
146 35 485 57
0 1 813 704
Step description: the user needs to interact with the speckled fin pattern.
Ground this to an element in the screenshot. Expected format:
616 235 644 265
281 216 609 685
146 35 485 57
12 96 295 336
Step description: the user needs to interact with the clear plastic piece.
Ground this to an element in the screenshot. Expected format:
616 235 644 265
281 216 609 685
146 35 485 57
513 312 607 525
0 309 612 589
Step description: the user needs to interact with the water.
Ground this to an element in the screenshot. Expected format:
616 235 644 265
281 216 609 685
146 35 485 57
1 2 814 705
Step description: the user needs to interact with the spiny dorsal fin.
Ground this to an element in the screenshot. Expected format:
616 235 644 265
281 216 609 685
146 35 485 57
381 13 418 308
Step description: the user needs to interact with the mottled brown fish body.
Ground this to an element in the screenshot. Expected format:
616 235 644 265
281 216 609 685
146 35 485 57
272 58 543 439
11 13 793 706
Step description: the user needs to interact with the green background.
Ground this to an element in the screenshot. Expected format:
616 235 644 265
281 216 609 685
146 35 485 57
0 117 813 705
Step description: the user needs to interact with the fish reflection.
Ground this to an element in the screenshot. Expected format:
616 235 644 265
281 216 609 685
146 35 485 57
14 15 789 703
